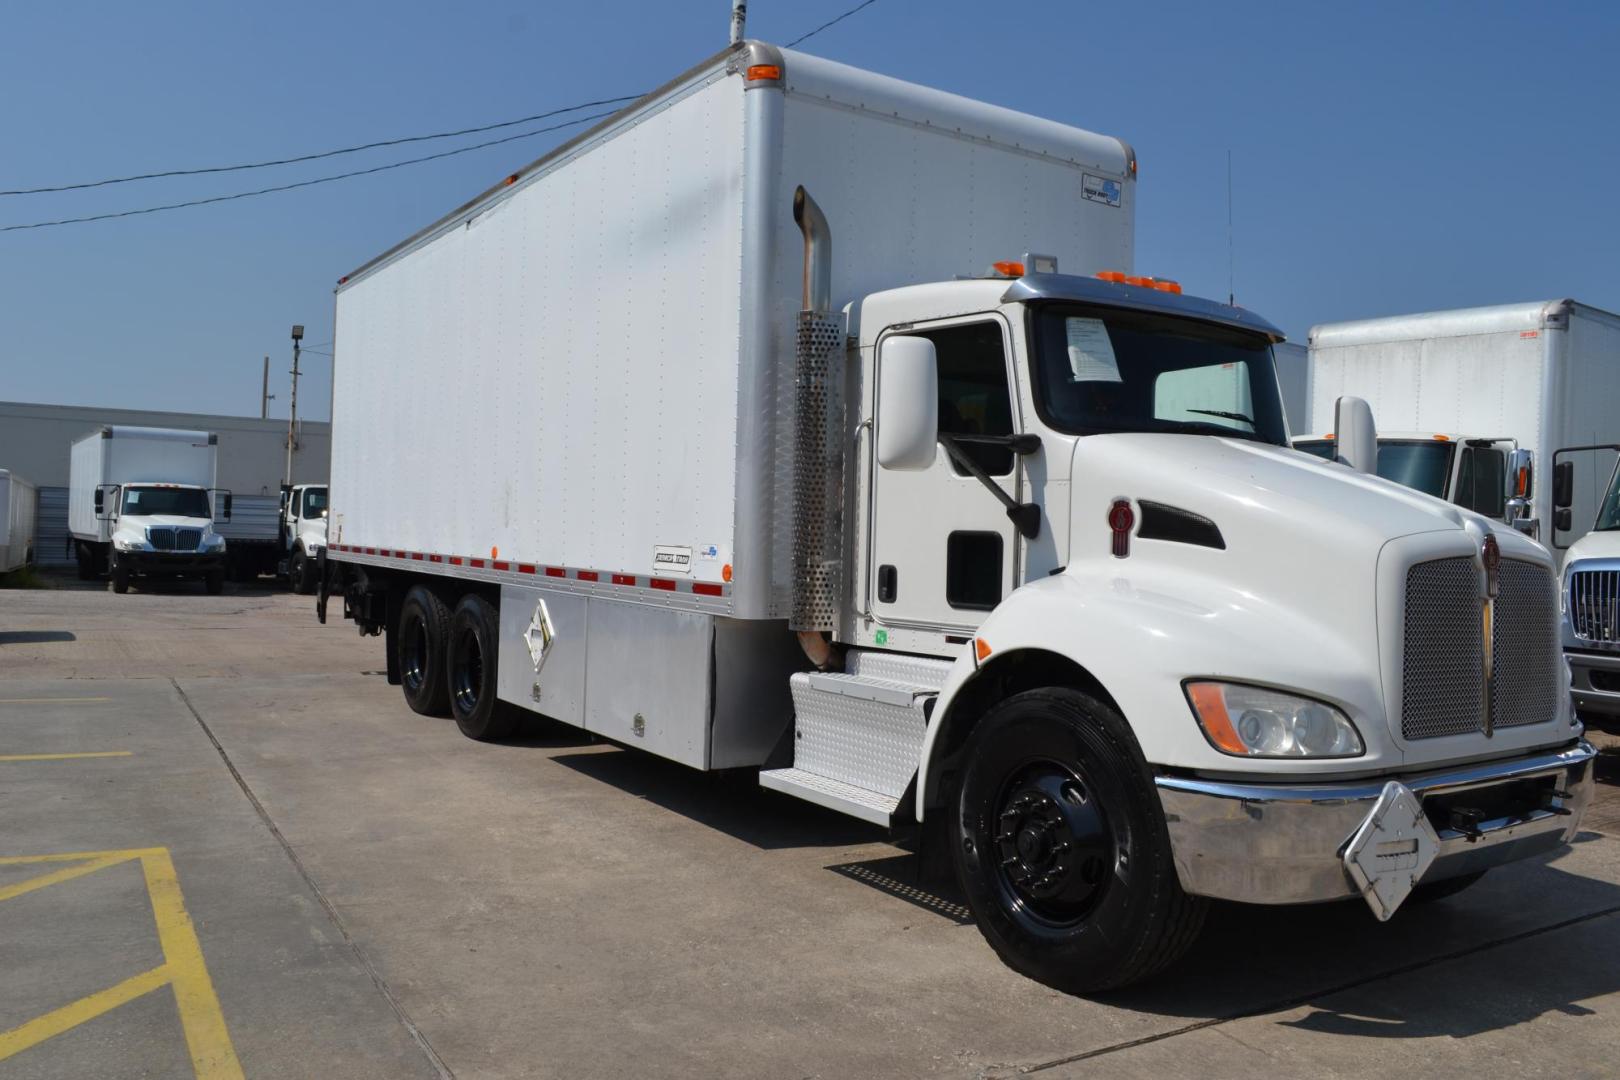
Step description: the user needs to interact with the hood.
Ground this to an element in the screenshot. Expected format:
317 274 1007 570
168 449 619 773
118 514 213 529
1565 528 1620 570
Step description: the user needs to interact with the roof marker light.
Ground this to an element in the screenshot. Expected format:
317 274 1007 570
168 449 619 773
746 64 782 81
992 260 1025 278
1096 270 1126 283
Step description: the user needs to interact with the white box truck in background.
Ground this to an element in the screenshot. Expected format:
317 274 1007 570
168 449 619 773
1296 301 1620 556
281 482 328 593
68 426 233 594
320 42 1592 992
1553 447 1620 720
0 469 38 573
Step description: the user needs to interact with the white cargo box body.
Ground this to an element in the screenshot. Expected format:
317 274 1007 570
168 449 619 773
329 44 1134 620
1308 300 1620 551
67 426 219 544
0 469 38 572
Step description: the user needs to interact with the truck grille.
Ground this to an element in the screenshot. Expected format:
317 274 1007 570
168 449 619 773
1491 559 1561 730
1569 568 1620 643
1401 556 1559 740
148 528 202 551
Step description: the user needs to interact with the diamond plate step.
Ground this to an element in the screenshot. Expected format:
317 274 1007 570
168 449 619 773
759 767 900 827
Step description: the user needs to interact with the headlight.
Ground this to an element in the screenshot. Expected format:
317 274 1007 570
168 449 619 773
1184 681 1364 758
113 536 134 551
203 534 226 550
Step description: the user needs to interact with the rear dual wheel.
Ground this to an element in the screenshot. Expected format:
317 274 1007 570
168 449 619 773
952 688 1207 994
397 586 514 740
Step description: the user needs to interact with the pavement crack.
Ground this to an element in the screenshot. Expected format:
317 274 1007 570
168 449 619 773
169 676 456 1080
1019 901 1620 1073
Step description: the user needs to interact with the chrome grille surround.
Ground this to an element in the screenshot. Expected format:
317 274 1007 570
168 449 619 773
1401 557 1483 740
1569 567 1620 643
1492 559 1561 730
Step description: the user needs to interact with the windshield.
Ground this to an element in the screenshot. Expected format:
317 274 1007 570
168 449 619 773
1598 464 1620 531
1030 306 1288 445
122 486 210 518
302 488 328 518
1374 441 1453 498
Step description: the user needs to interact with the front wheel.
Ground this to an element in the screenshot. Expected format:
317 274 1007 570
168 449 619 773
109 556 130 594
204 568 225 595
952 688 1207 993
447 593 516 741
290 551 312 594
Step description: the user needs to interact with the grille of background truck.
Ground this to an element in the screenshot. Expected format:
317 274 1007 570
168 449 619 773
1569 568 1619 642
1401 556 1558 739
146 528 202 551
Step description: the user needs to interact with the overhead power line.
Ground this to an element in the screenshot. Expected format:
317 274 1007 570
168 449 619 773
786 0 881 48
0 97 642 198
0 110 617 233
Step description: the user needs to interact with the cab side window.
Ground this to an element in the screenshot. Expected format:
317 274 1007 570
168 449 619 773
911 321 1015 476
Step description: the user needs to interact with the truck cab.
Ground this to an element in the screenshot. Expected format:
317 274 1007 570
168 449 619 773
280 483 328 593
101 482 228 594
1555 449 1620 719
1293 432 1525 526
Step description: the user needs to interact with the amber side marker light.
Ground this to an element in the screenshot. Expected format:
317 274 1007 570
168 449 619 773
974 638 993 663
746 64 781 81
1185 682 1249 755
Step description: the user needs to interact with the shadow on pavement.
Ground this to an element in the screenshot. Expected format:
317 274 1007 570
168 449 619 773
550 745 881 851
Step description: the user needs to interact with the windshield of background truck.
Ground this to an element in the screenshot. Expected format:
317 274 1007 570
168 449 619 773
122 486 210 518
1373 441 1453 498
302 488 328 518
1598 464 1620 531
1030 306 1288 445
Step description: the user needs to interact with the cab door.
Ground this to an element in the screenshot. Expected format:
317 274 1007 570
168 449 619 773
869 315 1023 634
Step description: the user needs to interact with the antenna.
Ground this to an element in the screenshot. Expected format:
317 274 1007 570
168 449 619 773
730 0 747 44
1226 149 1235 307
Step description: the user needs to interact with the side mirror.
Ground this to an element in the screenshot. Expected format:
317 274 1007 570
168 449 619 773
1332 396 1377 475
1552 460 1574 510
1555 506 1572 532
222 492 233 522
279 484 292 512
876 337 939 471
93 489 103 514
1507 447 1533 502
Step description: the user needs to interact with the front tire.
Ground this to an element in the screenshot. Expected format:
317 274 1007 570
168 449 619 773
290 551 312 594
109 556 130 594
952 688 1207 993
205 568 225 595
398 585 452 716
447 593 515 741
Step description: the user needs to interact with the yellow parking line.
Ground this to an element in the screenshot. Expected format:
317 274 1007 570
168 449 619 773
0 853 132 903
0 697 112 704
0 966 173 1062
0 751 133 763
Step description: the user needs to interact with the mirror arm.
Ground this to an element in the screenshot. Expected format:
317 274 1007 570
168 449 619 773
944 432 1042 456
939 435 1041 540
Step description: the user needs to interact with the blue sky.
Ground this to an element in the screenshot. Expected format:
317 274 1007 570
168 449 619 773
2 1 1616 421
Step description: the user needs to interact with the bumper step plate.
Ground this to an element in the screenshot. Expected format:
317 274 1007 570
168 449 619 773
1342 781 1441 921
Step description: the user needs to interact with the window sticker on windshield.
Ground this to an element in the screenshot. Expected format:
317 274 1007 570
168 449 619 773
1065 318 1122 383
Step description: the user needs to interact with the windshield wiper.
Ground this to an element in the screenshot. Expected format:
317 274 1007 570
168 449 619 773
1185 408 1256 426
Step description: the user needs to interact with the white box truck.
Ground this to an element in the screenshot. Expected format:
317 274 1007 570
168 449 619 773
0 469 38 573
320 42 1593 992
280 482 328 593
1295 301 1620 557
1553 449 1620 719
68 426 233 594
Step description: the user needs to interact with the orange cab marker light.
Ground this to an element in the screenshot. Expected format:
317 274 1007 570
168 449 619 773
1433 434 1451 441
1096 270 1126 283
746 64 782 81
1151 279 1182 294
1186 682 1247 755
992 260 1025 278
974 637 993 663
503 174 520 186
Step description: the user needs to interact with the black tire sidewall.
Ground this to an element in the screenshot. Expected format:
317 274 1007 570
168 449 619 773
290 552 309 594
448 594 509 740
952 688 1180 992
399 585 451 717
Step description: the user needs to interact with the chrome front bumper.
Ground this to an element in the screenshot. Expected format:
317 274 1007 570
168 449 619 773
1156 741 1596 914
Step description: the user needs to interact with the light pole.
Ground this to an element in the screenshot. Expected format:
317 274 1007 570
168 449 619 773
286 325 304 486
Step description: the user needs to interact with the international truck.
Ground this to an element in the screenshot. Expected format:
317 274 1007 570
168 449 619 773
1554 448 1620 720
281 482 328 593
1294 301 1620 555
0 469 38 574
68 426 232 594
319 41 1594 992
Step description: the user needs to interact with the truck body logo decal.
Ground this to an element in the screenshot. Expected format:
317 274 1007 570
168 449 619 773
653 545 693 575
525 598 556 673
1082 173 1122 208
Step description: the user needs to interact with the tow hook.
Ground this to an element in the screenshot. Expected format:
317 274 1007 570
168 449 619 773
1449 807 1485 843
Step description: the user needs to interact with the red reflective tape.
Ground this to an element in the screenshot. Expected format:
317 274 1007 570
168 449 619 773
650 578 676 591
576 570 599 582
365 547 376 555
612 574 636 586
470 558 485 568
492 560 510 571
518 563 537 574
429 554 443 563
410 552 424 561
545 567 566 578
449 556 463 566
692 582 723 596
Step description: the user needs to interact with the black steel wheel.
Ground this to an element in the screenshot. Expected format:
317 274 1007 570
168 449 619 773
109 556 130 594
447 593 515 741
952 687 1207 993
398 585 452 716
290 551 312 594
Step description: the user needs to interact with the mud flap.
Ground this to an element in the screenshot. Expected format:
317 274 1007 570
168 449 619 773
1342 781 1440 921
